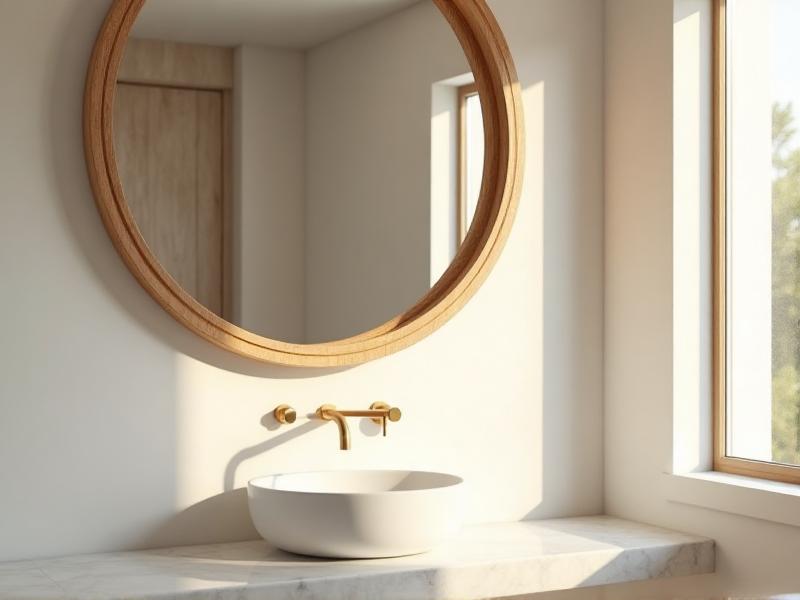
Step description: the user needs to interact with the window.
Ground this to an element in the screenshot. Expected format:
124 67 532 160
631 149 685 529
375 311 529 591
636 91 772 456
715 0 800 483
458 83 484 244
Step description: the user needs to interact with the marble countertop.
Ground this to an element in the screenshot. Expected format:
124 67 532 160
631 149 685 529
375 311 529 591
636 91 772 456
0 516 714 600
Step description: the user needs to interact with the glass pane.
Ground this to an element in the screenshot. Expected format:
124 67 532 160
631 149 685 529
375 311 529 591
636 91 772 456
464 93 484 231
727 0 800 465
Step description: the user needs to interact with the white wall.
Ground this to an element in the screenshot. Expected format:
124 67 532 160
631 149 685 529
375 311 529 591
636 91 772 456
602 0 800 596
304 2 470 342
0 0 603 564
236 6 468 344
233 45 306 343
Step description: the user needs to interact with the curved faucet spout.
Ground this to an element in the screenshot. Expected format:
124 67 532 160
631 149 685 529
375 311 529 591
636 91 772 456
316 405 351 450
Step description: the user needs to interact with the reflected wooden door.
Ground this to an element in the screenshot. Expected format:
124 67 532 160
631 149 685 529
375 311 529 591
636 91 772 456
114 83 225 316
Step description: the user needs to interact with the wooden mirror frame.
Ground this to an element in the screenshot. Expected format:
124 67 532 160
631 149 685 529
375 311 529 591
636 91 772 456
84 0 524 367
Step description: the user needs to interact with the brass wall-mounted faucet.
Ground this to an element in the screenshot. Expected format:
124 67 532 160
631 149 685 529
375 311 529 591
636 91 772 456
316 402 402 450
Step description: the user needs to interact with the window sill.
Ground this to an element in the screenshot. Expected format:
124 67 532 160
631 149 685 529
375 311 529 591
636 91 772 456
665 471 800 527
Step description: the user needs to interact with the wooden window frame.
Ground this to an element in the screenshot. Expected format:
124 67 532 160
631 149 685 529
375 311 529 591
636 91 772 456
713 0 800 484
457 82 479 244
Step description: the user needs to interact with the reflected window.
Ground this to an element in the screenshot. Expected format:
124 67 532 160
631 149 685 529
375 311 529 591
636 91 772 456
458 84 484 244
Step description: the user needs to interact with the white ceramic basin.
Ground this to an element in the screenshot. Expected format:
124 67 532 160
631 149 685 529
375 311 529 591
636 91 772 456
248 470 464 558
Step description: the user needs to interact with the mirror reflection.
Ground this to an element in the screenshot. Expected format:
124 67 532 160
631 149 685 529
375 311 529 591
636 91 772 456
114 0 484 344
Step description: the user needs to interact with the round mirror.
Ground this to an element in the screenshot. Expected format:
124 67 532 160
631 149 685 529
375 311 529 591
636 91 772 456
85 0 522 366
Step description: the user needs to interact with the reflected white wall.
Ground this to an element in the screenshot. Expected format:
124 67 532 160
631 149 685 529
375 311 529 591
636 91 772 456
234 46 306 343
304 2 469 342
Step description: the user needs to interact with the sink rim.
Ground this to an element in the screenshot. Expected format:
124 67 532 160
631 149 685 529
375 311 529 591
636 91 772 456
248 469 464 496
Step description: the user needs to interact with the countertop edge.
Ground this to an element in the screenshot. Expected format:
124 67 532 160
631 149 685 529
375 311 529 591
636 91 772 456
0 516 715 600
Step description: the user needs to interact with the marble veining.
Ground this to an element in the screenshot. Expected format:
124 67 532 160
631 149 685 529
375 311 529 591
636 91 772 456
0 516 714 600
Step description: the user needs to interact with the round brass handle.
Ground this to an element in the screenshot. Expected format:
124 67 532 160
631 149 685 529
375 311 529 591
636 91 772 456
370 402 401 423
274 404 297 424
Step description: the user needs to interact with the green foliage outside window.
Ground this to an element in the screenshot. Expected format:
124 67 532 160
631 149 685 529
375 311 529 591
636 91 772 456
772 101 800 465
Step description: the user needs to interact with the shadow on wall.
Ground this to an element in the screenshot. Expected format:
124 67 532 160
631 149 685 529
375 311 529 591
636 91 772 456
132 416 330 549
222 413 381 493
223 419 324 492
138 488 255 550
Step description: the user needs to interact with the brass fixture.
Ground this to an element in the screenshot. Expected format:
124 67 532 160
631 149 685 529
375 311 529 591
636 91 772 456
315 402 402 450
273 404 297 424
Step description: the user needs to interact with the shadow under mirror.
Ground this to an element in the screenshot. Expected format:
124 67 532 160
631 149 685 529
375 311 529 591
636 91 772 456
113 0 485 346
